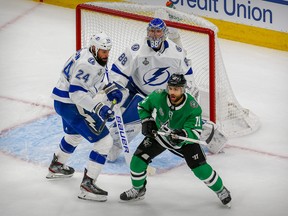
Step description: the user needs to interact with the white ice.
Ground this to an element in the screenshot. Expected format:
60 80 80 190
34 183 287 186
0 1 288 216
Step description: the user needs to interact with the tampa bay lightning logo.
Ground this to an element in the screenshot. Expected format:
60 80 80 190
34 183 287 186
143 67 170 86
131 43 140 51
88 57 95 65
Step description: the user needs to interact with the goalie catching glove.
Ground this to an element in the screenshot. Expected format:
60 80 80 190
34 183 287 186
141 117 158 138
93 102 115 122
103 82 123 104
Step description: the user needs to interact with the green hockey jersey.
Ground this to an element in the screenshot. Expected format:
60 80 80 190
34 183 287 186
138 89 202 143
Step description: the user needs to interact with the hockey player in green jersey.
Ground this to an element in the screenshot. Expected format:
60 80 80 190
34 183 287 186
119 73 232 207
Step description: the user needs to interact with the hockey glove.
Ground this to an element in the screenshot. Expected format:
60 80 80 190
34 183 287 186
141 117 158 138
94 102 115 122
168 129 187 146
104 82 123 104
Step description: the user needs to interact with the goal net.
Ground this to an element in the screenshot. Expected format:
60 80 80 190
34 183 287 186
76 2 260 138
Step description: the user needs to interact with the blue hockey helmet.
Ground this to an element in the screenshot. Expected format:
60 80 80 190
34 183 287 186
147 18 168 49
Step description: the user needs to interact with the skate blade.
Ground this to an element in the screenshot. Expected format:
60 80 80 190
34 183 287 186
46 171 73 179
78 190 107 202
119 196 145 202
225 202 232 208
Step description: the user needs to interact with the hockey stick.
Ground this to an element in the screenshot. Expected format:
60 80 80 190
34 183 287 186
155 124 226 154
156 131 209 145
114 104 156 175
155 123 215 146
95 100 117 135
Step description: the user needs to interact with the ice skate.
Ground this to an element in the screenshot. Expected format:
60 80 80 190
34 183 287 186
120 187 146 201
46 154 75 179
78 169 108 202
217 186 232 208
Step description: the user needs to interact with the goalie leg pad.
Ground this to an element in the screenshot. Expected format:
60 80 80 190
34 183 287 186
107 144 123 162
108 122 142 162
122 93 145 124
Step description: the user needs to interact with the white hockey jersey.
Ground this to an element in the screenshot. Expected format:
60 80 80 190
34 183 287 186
109 38 194 96
51 48 108 112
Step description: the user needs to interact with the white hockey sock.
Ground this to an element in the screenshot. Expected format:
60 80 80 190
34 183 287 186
55 150 71 165
86 161 103 180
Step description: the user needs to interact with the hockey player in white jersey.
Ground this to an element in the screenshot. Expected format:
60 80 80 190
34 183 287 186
46 32 123 202
107 18 199 161
110 18 194 97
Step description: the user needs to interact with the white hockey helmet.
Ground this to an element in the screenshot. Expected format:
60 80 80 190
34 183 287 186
89 32 112 54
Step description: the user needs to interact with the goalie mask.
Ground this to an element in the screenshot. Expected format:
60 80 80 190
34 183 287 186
147 18 168 49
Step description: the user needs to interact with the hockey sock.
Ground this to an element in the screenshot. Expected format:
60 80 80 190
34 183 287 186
192 163 223 192
130 156 148 189
84 150 107 179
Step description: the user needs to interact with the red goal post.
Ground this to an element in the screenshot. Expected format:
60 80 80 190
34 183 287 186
75 2 260 138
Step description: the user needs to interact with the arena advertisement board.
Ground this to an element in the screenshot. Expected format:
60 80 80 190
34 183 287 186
128 0 288 32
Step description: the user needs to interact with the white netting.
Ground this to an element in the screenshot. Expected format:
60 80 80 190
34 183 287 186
76 2 260 137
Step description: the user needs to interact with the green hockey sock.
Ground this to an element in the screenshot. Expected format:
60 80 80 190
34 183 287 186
192 163 223 192
130 156 148 189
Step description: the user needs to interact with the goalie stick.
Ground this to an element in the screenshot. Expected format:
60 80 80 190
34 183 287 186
114 101 156 175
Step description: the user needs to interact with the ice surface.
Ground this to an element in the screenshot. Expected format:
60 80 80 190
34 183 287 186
0 1 287 216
